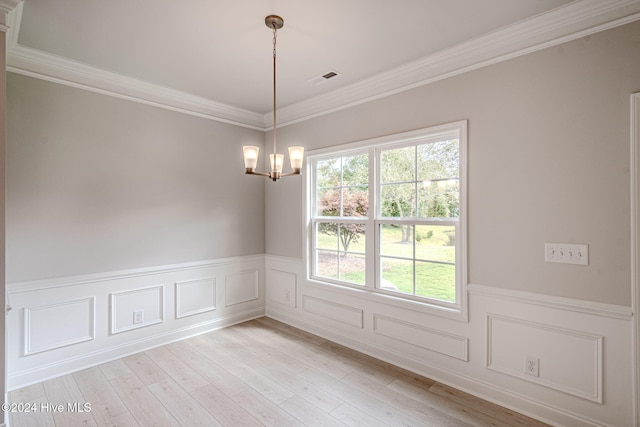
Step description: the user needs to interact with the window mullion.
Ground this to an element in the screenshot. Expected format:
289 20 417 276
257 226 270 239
412 225 417 296
367 146 377 290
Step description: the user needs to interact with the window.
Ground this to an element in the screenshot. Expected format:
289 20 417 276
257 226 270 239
308 121 467 311
313 153 370 285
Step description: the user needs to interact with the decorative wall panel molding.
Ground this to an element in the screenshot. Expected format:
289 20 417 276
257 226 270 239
268 268 297 308
110 285 164 334
373 314 468 361
302 295 363 328
265 255 635 426
487 313 603 403
24 297 95 356
175 278 216 319
225 270 259 307
7 255 265 390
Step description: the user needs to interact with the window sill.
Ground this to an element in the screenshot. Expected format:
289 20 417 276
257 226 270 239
305 276 467 322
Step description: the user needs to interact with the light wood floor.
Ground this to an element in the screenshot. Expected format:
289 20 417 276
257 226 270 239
8 317 549 426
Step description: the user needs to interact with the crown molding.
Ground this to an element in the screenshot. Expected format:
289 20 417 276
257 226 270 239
269 0 640 128
0 0 19 30
6 0 21 49
5 0 640 131
7 44 265 130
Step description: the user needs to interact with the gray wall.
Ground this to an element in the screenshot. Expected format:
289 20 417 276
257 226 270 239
7 74 265 283
265 21 640 306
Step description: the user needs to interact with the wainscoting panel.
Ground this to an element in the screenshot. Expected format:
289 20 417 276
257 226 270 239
265 255 636 427
110 285 164 334
175 278 216 319
268 268 297 308
225 269 259 307
487 314 602 403
7 255 265 390
373 314 468 361
24 297 95 356
303 295 363 328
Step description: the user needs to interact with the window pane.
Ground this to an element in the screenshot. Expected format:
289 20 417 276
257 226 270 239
317 188 340 216
417 140 459 218
415 225 456 262
380 257 413 294
342 153 369 186
316 223 339 250
315 250 338 279
381 183 416 217
381 146 415 183
339 224 366 255
415 261 455 302
380 224 413 258
417 140 459 182
418 180 459 218
317 158 340 187
342 187 368 217
339 253 366 285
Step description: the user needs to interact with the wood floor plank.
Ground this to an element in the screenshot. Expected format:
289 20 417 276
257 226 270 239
231 388 305 427
299 368 426 427
342 372 476 427
148 378 223 426
236 320 353 380
98 359 132 381
41 374 96 426
319 340 400 386
220 325 311 374
330 402 391 427
190 383 264 427
122 352 170 386
96 411 140 427
8 384 55 427
10 382 47 402
72 366 129 424
270 370 344 413
255 317 328 345
386 377 512 427
145 345 209 392
428 382 550 427
109 372 180 426
166 340 249 397
280 395 349 427
188 334 295 405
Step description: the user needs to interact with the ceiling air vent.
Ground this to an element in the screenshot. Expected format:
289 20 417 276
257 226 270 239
308 70 341 86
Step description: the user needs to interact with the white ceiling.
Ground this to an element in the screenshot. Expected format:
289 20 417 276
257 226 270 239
6 0 640 129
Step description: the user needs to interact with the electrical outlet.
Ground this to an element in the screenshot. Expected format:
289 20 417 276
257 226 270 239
544 243 588 265
133 309 144 325
284 290 290 302
525 355 539 377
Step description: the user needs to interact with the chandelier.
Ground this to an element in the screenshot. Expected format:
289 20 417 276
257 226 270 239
243 15 304 181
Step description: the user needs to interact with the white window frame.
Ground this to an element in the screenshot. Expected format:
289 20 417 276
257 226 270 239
304 120 467 320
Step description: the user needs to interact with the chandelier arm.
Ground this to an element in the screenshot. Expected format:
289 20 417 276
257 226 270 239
280 171 301 177
245 170 271 177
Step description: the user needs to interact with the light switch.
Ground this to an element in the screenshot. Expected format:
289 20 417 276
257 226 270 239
544 243 588 265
